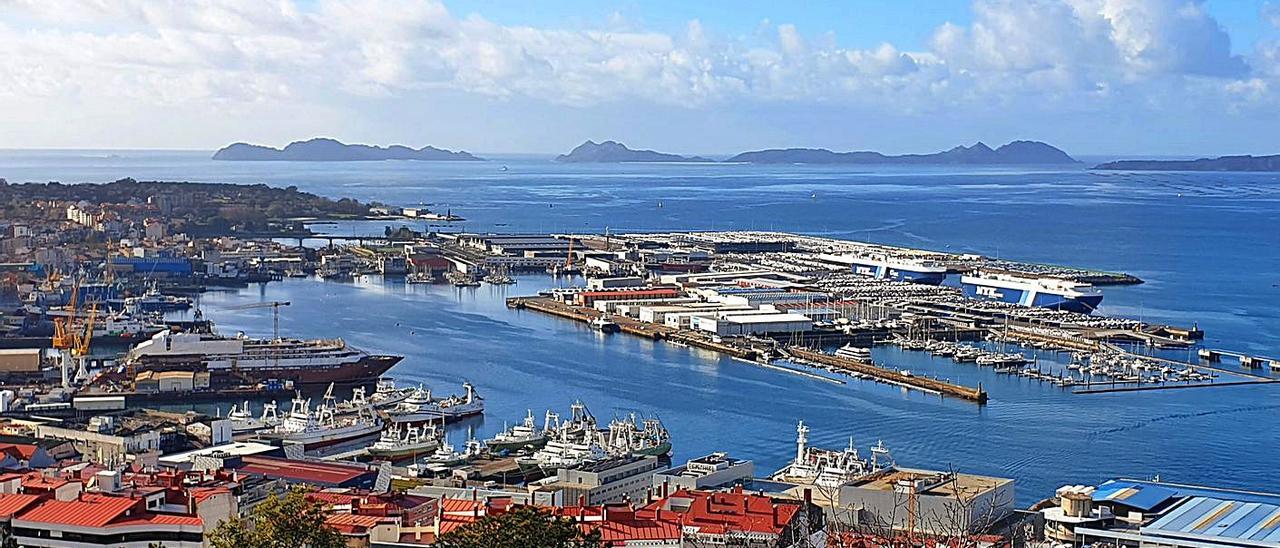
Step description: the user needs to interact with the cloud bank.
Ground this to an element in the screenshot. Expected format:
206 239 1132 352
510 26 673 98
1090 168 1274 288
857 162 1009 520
0 0 1276 152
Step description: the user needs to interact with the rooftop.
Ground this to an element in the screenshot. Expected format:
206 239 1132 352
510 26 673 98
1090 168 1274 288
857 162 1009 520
1145 496 1280 547
849 468 1011 499
237 455 373 486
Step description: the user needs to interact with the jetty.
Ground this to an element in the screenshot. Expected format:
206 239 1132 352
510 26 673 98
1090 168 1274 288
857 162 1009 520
786 347 988 404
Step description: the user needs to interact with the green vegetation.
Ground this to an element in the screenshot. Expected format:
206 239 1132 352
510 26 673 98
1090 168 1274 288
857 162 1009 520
434 506 602 548
207 488 346 548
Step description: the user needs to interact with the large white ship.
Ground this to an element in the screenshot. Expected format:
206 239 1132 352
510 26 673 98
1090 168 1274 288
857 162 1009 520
124 329 401 386
385 382 484 424
260 387 384 449
960 270 1104 313
770 421 893 488
817 252 949 285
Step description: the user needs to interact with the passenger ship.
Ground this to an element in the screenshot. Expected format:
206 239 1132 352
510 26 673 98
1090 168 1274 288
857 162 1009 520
818 252 948 285
124 329 401 386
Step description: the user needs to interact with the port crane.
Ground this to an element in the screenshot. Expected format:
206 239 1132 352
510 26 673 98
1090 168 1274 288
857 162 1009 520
225 301 291 341
51 282 98 388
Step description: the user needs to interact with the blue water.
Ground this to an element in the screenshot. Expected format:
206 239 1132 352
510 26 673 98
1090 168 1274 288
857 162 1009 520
3 150 1279 503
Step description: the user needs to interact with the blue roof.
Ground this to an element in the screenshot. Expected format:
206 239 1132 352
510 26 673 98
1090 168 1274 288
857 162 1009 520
1145 496 1280 547
1094 480 1180 511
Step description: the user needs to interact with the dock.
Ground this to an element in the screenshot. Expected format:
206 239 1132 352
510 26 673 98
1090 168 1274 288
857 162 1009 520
786 347 988 404
507 297 759 360
1074 379 1278 394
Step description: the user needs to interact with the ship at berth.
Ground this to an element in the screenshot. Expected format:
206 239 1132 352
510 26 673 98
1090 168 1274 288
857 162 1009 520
123 329 402 386
818 252 948 285
960 270 1104 313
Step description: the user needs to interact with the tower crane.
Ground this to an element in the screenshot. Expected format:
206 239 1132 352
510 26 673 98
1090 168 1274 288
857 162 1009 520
225 301 291 341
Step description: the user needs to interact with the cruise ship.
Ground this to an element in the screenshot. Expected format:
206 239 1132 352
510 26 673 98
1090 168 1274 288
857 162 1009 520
960 271 1104 313
124 329 401 386
817 253 948 285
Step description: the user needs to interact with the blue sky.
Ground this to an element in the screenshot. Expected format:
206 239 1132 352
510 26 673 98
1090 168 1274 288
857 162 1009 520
2 0 1280 156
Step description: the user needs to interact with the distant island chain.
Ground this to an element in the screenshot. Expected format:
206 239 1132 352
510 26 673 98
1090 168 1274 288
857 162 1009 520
211 137 1280 171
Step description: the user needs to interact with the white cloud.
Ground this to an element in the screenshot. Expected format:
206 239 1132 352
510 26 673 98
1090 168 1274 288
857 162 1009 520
0 0 1274 149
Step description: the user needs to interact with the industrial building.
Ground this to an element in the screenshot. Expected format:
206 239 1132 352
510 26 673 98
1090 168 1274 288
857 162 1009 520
652 453 755 492
1042 479 1280 548
537 456 666 506
690 312 814 336
835 467 1016 534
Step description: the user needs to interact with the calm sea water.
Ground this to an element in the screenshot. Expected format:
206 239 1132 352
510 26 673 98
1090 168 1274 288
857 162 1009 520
3 150 1279 503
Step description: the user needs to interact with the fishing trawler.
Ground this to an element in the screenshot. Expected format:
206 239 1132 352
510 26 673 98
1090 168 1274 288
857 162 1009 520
367 377 415 408
770 421 893 488
514 427 609 475
226 401 280 434
484 409 552 453
601 414 671 457
259 387 383 449
367 423 440 459
385 382 484 424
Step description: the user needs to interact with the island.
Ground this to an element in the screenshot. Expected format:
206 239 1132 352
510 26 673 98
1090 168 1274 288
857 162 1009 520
555 140 713 163
725 140 1078 165
1093 154 1280 172
212 138 483 162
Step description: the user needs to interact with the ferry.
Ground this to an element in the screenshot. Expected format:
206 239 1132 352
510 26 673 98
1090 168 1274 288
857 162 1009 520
818 252 948 285
960 271 1103 313
123 329 402 386
771 421 893 489
834 344 872 362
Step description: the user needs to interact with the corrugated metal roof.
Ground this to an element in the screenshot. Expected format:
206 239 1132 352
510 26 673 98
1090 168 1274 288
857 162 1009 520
15 495 138 527
1093 479 1178 511
0 494 42 518
1146 496 1280 547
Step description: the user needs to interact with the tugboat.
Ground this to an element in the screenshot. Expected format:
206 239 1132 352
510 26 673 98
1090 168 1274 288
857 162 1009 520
367 424 441 459
484 410 551 453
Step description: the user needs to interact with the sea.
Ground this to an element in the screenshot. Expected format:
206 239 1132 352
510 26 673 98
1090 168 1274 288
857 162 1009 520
2 149 1278 504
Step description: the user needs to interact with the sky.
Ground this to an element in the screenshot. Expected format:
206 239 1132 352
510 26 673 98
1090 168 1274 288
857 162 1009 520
2 0 1280 156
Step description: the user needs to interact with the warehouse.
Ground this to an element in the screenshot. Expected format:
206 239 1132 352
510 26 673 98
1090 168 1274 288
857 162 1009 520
692 312 813 336
0 349 41 376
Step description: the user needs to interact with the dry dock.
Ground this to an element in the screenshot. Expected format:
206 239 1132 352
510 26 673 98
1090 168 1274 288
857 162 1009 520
786 347 988 404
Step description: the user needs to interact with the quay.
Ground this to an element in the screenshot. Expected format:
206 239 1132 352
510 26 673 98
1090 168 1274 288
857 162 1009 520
507 296 759 360
1198 348 1280 370
786 347 988 403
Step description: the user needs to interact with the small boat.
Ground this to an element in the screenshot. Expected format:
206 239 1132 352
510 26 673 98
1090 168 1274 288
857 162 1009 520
834 344 872 362
589 315 620 333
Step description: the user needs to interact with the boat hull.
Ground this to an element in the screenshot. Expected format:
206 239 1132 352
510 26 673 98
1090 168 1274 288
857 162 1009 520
136 354 401 387
961 281 1103 314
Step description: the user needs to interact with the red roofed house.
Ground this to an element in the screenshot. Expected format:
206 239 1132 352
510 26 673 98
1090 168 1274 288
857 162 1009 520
9 493 206 548
554 504 682 547
638 487 826 547
0 442 56 469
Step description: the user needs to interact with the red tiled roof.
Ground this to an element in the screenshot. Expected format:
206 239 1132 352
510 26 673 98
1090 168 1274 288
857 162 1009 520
325 512 386 534
0 443 39 461
111 513 203 527
0 493 43 519
14 494 139 527
20 473 70 490
641 489 801 536
237 456 372 486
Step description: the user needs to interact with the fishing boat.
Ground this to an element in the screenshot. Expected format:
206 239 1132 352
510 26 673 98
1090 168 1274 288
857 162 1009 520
386 382 484 424
227 401 279 434
260 386 383 449
484 409 551 453
367 424 440 459
514 428 609 475
367 377 415 408
601 414 671 457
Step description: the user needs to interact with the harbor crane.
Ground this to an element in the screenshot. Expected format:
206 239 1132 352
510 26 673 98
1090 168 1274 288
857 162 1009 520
51 282 97 388
225 301 291 341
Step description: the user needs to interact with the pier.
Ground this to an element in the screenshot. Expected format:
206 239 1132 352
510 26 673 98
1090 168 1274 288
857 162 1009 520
786 347 988 403
1197 348 1280 370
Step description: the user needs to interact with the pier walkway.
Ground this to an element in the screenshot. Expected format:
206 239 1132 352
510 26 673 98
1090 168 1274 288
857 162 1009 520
786 347 987 403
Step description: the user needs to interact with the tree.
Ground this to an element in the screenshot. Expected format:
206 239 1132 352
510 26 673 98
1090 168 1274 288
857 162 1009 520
434 506 602 548
207 488 346 548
